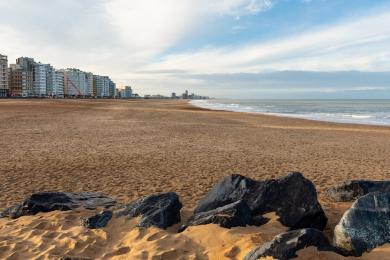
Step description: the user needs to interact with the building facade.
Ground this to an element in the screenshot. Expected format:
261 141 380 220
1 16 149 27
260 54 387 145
63 69 93 97
93 75 113 98
52 70 64 98
0 54 9 97
34 63 51 97
122 86 133 98
109 80 116 98
46 68 64 98
16 57 35 97
9 64 23 97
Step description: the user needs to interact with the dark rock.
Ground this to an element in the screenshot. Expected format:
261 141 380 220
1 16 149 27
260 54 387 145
244 228 334 260
326 180 390 202
179 200 266 232
0 192 116 219
61 257 93 260
81 210 113 229
194 172 327 230
115 192 182 229
334 192 390 256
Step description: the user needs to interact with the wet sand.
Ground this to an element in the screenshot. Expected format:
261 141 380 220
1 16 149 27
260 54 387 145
0 99 389 259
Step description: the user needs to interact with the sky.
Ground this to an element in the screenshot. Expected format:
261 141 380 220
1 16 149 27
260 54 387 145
1 0 390 98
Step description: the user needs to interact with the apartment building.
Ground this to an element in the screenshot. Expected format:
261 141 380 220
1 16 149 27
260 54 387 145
0 54 9 97
93 75 112 98
63 68 93 97
52 70 65 98
16 57 35 97
121 86 133 98
9 64 23 96
34 63 51 96
109 80 116 98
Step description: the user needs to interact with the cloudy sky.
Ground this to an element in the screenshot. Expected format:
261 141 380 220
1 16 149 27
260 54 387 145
1 0 390 98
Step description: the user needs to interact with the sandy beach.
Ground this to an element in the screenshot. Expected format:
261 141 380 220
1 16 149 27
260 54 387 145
0 99 389 259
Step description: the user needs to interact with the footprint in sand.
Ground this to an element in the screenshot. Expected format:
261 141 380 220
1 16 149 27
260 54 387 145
104 246 131 258
146 231 167 241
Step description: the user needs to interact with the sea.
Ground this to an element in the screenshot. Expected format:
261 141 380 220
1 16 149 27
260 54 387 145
190 99 390 126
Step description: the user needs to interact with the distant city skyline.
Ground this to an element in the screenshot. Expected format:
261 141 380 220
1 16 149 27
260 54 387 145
1 0 390 98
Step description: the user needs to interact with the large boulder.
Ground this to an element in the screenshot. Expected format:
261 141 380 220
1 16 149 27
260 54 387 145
326 180 390 202
179 200 266 232
0 192 116 219
334 192 390 256
244 228 334 260
194 172 327 230
115 192 182 229
80 210 113 229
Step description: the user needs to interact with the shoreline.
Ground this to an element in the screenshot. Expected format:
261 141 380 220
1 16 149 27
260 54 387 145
189 99 390 128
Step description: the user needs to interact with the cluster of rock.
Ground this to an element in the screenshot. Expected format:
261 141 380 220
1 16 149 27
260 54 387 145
1 173 389 259
0 192 116 219
189 172 327 230
244 228 336 260
326 180 390 202
115 192 182 229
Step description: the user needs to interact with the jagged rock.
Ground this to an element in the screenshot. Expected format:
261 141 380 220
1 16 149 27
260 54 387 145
81 210 113 229
179 200 266 232
334 192 390 256
0 192 116 219
326 180 390 202
115 192 182 229
194 172 327 230
244 228 334 260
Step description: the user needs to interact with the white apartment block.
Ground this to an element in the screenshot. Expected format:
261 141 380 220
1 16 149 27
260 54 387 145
121 86 133 98
0 54 9 97
63 69 93 97
85 72 93 97
93 75 111 97
34 63 50 96
52 70 64 98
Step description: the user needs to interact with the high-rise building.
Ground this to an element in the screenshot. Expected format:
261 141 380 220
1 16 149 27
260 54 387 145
93 75 113 98
63 69 93 97
0 54 9 97
9 64 23 97
16 57 35 97
47 69 64 98
93 75 104 97
34 62 51 96
109 79 116 98
9 63 35 97
121 86 133 98
182 90 189 99
45 65 56 97
85 72 93 97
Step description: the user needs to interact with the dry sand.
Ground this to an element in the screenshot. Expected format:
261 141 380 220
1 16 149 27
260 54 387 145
0 99 389 259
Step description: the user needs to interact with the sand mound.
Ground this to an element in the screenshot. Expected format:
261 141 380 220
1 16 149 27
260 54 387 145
0 209 389 259
0 210 287 259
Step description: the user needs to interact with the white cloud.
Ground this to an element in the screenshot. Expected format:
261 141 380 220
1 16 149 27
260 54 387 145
142 10 390 75
103 0 274 55
0 0 274 78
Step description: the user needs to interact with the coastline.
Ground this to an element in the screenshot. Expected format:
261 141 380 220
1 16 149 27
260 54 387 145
0 99 389 259
189 99 390 128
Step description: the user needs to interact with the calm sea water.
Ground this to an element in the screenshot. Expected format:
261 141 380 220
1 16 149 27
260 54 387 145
191 99 390 126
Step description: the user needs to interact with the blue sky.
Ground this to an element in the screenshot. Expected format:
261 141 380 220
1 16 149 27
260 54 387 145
1 0 390 98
